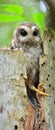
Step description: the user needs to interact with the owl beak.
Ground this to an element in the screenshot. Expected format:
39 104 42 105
28 34 33 44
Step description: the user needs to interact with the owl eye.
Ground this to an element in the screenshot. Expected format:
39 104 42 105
33 29 39 36
20 29 27 36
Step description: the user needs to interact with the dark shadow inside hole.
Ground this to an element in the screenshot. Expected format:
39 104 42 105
23 95 26 98
54 101 55 104
42 119 45 122
43 62 45 65
14 125 18 130
46 77 48 81
41 64 43 67
49 84 51 87
49 39 51 42
48 74 50 77
41 62 45 67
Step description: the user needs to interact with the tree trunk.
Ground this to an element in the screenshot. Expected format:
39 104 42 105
40 30 55 130
0 49 27 130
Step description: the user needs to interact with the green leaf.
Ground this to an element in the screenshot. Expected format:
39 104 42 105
0 14 24 22
5 4 23 15
32 12 46 31
0 4 23 15
0 4 24 22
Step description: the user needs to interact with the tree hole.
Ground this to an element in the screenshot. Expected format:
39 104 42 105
49 39 51 42
14 125 18 130
54 101 55 104
41 62 45 67
46 77 48 81
49 84 51 87
48 74 50 77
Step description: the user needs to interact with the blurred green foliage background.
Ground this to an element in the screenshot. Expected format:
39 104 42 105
0 0 55 47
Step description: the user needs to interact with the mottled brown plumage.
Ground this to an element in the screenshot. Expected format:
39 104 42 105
11 22 48 108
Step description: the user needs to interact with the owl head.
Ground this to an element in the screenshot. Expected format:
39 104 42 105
11 22 42 50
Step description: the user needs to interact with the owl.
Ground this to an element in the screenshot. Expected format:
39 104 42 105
11 22 48 108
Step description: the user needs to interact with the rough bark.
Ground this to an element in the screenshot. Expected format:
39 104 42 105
0 49 27 130
40 30 55 130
